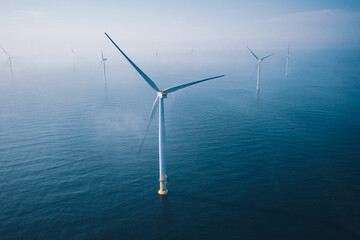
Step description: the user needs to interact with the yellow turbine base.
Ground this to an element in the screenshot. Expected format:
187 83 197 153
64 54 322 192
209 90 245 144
158 189 168 195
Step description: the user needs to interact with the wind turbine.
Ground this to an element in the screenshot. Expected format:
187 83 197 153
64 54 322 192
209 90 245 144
71 47 77 72
105 32 225 195
284 45 290 77
100 50 107 84
155 50 159 76
2 47 16 80
247 46 274 91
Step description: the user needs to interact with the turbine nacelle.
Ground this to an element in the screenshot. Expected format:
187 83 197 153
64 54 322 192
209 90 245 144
158 91 168 98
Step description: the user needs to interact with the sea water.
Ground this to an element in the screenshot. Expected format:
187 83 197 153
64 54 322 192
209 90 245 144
0 48 359 239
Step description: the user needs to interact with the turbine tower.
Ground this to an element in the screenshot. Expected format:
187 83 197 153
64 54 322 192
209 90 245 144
2 47 16 80
105 32 224 195
100 50 107 84
247 46 273 91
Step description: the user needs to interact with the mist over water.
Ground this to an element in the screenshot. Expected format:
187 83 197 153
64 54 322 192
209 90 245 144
0 48 360 239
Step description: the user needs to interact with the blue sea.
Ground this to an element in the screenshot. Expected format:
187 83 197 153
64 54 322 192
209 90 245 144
0 48 359 239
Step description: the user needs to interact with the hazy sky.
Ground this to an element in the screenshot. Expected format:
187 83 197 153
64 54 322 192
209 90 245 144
0 0 359 69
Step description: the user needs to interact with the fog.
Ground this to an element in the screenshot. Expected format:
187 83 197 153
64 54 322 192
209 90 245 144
1 1 359 79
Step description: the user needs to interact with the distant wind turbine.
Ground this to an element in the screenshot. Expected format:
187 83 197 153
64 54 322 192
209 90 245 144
247 46 274 91
100 50 107 84
155 50 159 76
71 47 77 72
284 45 291 77
1 47 17 80
105 32 225 195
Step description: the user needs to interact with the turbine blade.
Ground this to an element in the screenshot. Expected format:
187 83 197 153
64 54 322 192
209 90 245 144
246 46 259 60
137 96 159 157
1 47 9 56
164 75 225 93
261 54 274 61
104 32 160 92
101 49 104 59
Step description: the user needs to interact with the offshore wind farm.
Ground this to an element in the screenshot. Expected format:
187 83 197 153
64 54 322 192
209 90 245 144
1 1 360 240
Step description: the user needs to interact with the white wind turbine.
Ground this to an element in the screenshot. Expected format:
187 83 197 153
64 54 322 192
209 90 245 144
284 45 290 77
155 50 159 77
71 47 77 72
247 46 274 91
1 47 18 80
105 32 225 195
100 50 107 84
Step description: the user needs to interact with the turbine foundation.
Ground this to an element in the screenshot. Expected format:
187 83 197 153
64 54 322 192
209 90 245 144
158 175 168 195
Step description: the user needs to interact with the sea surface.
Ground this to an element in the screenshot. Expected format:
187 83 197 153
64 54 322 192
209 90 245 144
0 48 360 239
